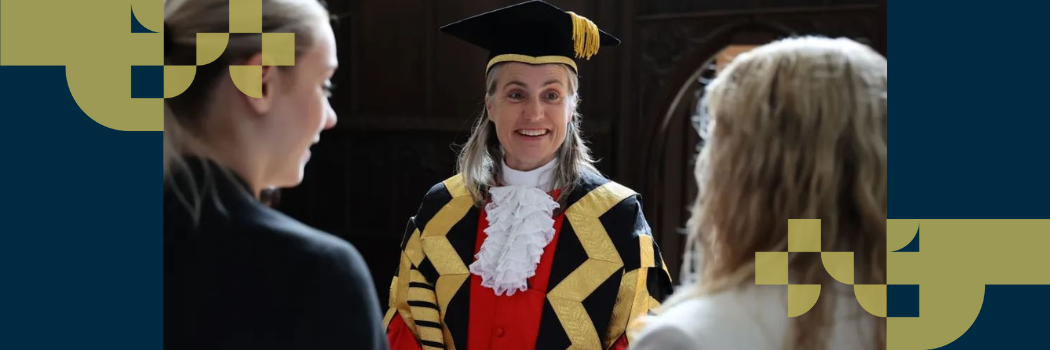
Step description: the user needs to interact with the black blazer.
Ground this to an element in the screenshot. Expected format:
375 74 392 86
164 158 387 349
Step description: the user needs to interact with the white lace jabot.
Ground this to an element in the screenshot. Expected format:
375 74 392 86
468 159 560 296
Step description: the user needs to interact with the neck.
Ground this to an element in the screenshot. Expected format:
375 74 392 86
207 148 266 199
197 110 269 199
501 157 557 191
504 154 556 171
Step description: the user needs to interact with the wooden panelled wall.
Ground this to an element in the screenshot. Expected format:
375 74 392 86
276 0 887 305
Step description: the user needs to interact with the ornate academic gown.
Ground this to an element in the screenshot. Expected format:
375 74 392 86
384 168 672 350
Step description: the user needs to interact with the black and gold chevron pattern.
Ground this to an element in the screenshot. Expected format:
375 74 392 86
384 171 672 350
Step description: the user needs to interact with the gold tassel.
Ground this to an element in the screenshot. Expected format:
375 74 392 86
567 11 600 60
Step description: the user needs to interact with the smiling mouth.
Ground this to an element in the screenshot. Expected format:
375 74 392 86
516 129 550 137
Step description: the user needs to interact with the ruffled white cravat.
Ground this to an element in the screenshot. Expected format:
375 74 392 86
468 159 559 296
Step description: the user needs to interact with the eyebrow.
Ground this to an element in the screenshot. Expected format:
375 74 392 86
503 81 527 89
502 80 565 89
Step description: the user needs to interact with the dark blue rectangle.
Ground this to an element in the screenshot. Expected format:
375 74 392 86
888 284 920 317
130 65 163 99
0 66 161 348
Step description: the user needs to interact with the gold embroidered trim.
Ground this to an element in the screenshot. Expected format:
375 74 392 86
486 54 578 72
549 182 637 348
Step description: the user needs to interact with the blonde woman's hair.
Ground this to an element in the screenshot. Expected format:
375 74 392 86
678 36 887 350
457 63 598 206
162 0 329 221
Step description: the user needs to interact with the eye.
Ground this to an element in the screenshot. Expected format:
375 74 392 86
508 91 524 100
323 81 336 98
544 91 560 101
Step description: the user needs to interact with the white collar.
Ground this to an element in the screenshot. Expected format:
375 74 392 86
501 158 557 192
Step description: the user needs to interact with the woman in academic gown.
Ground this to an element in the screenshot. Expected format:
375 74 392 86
383 2 673 349
162 0 386 349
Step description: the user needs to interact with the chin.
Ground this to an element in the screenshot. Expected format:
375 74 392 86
522 150 557 162
275 168 307 189
291 169 306 186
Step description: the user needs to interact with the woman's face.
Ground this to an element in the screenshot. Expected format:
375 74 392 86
487 62 573 171
264 21 339 188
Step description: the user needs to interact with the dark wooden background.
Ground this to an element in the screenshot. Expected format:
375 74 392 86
275 0 887 306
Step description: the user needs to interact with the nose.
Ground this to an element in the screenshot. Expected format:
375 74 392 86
523 96 544 122
323 102 338 130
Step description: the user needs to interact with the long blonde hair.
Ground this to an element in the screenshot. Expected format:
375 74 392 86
680 36 887 350
162 0 329 220
457 63 598 206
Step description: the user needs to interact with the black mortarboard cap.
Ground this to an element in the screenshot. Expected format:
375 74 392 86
440 0 620 72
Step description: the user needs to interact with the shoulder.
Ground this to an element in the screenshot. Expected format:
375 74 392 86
566 171 645 241
411 173 474 228
634 285 789 350
423 173 472 201
638 284 878 350
246 208 384 345
629 321 697 350
244 205 370 282
564 171 663 272
566 170 641 213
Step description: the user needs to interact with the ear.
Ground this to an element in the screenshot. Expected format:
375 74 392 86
242 52 279 115
485 95 494 121
566 100 575 123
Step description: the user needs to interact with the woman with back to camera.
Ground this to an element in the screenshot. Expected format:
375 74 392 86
162 0 386 348
632 36 888 350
